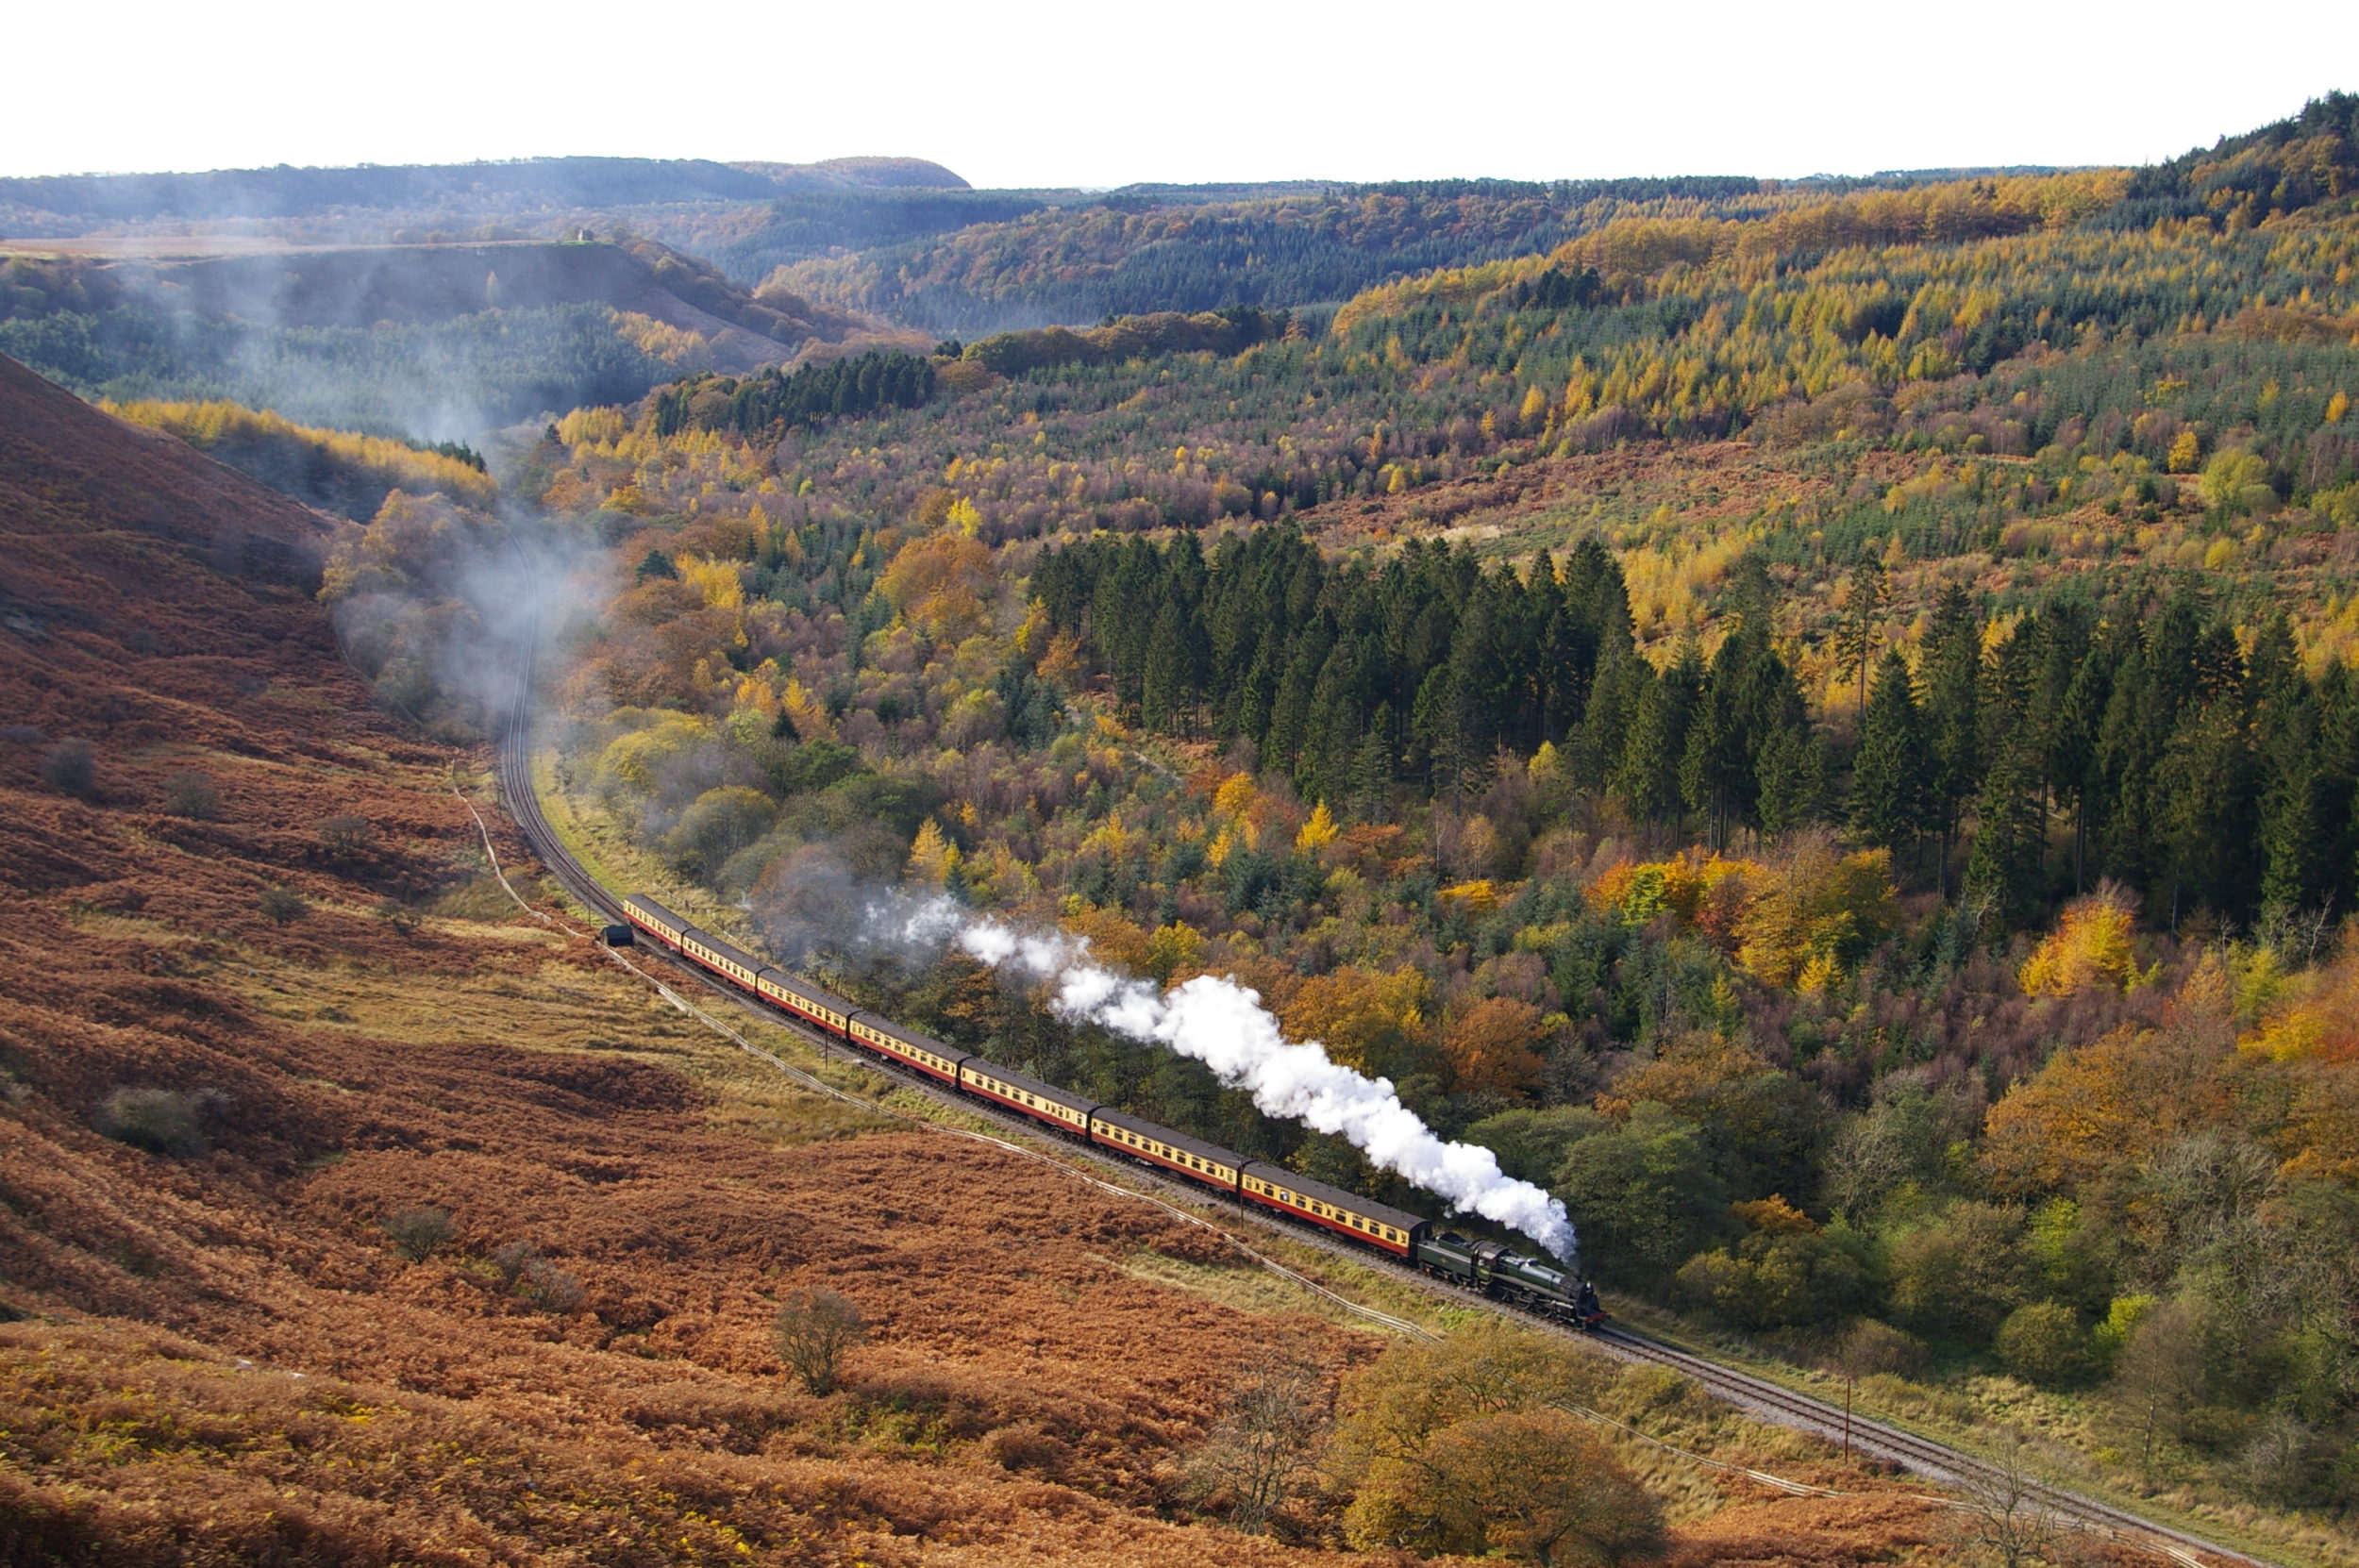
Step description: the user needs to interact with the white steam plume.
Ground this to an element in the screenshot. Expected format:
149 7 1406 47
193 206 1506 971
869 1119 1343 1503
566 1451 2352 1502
896 897 1579 1263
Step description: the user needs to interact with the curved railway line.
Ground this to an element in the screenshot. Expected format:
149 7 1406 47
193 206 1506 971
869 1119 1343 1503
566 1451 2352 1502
490 612 2277 1568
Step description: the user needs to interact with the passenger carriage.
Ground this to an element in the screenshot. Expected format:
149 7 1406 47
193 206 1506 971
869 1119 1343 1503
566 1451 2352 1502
1088 1108 1245 1191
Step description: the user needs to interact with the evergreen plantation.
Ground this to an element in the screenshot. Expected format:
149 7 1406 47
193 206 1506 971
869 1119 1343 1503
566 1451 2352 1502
1029 529 2359 937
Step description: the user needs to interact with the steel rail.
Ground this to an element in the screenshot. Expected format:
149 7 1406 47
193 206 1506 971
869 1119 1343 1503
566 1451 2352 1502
488 584 2276 1568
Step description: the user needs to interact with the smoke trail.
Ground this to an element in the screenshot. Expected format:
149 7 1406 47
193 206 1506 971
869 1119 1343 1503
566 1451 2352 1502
896 898 1578 1263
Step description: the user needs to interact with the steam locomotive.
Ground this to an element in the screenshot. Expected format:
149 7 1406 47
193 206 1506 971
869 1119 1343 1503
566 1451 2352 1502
613 894 1605 1328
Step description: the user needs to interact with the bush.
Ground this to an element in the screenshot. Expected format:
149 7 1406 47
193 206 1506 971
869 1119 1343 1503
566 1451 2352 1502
774 1287 867 1394
373 899 420 935
258 885 309 925
381 1207 453 1262
518 1258 585 1314
1674 1226 1877 1329
160 771 221 819
95 1087 211 1157
40 739 94 796
1996 1301 2092 1387
484 1240 582 1311
490 1240 538 1291
1834 1318 1930 1380
1885 1201 2029 1342
317 814 374 857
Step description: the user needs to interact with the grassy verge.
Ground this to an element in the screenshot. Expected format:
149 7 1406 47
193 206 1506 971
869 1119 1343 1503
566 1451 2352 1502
527 751 762 943
1602 1295 2348 1568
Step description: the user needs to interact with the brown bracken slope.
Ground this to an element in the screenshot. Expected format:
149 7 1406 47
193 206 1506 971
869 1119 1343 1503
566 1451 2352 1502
0 354 1954 1566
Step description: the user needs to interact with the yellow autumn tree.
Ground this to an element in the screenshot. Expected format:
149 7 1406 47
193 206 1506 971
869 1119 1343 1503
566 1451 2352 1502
1062 905 1153 976
1296 801 1339 856
1280 965 1430 1073
1145 921 1207 984
2018 886 2141 997
675 553 745 611
1732 842 1896 991
2243 930 2359 1064
1213 771 1258 821
878 531 994 641
778 676 836 743
906 819 962 887
598 711 711 794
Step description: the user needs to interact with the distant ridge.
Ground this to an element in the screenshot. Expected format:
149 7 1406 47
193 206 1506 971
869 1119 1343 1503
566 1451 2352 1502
0 155 968 225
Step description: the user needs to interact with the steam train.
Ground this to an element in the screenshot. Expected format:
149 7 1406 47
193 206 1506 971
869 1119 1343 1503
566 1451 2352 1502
613 894 1605 1328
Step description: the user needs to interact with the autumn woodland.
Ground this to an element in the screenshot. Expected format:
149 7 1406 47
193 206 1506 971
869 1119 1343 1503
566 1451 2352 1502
2 92 2358 1566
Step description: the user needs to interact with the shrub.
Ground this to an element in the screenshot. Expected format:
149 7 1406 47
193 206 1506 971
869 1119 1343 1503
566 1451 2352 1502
258 885 309 925
160 770 221 819
1347 1408 1664 1563
381 1207 453 1262
1183 1346 1329 1534
317 814 374 857
373 899 420 935
95 1087 211 1157
774 1287 867 1394
490 1240 538 1291
1834 1318 1930 1380
40 739 95 796
1996 1301 2092 1387
518 1258 585 1314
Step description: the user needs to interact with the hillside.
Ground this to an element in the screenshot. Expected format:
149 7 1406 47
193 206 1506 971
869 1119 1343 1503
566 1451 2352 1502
0 238 919 438
477 96 2359 1558
0 353 1966 1562
763 177 1782 332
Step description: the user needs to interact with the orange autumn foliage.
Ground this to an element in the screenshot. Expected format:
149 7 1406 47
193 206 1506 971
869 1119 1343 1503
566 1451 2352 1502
2243 931 2359 1065
1440 997 1549 1098
1060 905 1154 976
1983 961 2237 1194
1586 853 1761 931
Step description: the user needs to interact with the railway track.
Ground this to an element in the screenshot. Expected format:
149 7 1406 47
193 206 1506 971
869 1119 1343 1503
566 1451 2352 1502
490 606 2277 1568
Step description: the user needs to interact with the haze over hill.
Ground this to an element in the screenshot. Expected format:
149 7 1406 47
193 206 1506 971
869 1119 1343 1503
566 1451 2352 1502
0 232 922 437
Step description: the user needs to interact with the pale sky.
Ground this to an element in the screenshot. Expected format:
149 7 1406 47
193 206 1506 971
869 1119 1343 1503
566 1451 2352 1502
9 0 2353 189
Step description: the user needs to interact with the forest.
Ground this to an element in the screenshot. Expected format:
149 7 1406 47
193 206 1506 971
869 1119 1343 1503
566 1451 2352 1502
127 92 2351 1551
767 177 1813 331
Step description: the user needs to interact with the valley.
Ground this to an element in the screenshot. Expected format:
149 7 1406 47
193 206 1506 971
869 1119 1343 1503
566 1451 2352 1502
3 83 2357 1568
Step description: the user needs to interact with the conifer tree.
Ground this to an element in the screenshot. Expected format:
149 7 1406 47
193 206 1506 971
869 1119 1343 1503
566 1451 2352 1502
1922 585 1985 895
1620 646 1700 832
1965 740 2046 930
1142 598 1191 735
1755 726 1825 838
1832 559 1885 715
1353 703 1397 821
1850 648 1926 854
